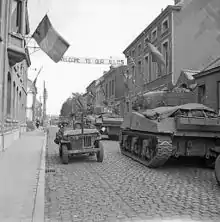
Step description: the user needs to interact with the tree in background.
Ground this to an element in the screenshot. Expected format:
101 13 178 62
60 93 86 119
60 98 73 117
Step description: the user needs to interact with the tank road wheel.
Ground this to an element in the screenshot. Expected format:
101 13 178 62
61 144 69 164
215 155 220 185
121 132 173 168
143 136 173 168
97 141 104 162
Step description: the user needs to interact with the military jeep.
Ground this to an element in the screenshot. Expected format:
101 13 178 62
55 121 104 164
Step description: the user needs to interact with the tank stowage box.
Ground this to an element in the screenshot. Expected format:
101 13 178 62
120 103 220 168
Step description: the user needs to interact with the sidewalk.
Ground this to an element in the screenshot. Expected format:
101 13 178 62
0 130 47 222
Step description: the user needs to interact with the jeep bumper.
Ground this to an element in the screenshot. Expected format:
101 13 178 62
67 147 101 154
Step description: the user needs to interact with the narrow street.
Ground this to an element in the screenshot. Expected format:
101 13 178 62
45 127 220 222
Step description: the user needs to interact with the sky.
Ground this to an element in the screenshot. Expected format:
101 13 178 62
27 0 174 115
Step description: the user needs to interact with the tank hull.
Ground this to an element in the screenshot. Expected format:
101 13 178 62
120 103 220 168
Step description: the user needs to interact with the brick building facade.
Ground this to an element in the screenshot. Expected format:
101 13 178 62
102 65 127 115
122 0 220 113
0 0 31 151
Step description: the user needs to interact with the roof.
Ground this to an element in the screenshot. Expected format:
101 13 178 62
86 80 96 91
194 65 220 79
176 69 199 87
103 65 127 79
95 76 105 86
182 69 200 80
123 5 181 54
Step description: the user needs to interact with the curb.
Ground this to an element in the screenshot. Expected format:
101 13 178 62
32 132 47 222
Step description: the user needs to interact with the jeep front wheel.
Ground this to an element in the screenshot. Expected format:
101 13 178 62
96 141 104 162
215 155 220 185
61 144 69 164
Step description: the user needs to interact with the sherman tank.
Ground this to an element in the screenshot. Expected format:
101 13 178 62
95 113 123 140
120 90 220 169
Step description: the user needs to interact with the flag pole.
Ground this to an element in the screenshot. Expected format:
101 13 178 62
27 66 43 93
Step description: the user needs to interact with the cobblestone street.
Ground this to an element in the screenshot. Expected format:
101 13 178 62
45 127 220 222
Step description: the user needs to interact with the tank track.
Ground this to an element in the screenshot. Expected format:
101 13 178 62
120 130 173 168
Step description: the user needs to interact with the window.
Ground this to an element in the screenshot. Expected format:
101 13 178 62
112 80 114 96
105 84 108 98
109 81 111 97
126 102 129 112
162 41 169 74
144 55 149 82
7 73 12 116
151 56 158 81
11 0 22 33
131 49 135 58
132 66 135 79
151 27 157 41
198 85 206 104
138 44 141 56
162 18 169 33
144 37 149 46
138 61 142 75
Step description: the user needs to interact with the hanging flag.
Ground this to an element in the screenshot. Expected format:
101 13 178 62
32 66 43 86
127 56 136 67
147 42 165 66
32 15 70 63
123 72 132 80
